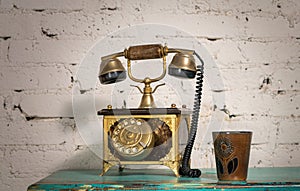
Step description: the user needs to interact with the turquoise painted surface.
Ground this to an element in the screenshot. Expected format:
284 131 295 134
28 167 300 190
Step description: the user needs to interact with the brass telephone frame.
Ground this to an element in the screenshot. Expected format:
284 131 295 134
99 44 200 177
100 110 191 177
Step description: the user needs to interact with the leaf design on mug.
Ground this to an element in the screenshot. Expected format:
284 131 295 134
216 157 224 174
227 157 238 174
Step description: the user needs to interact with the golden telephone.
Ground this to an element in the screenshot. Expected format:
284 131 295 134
98 44 204 177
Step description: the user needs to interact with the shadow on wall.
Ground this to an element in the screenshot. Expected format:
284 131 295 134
58 147 103 170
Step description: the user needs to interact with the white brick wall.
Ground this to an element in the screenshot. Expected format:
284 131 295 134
0 0 299 190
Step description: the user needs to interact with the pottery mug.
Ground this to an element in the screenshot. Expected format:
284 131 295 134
212 131 252 181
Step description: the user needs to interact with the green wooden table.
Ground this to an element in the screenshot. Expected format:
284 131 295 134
28 167 300 190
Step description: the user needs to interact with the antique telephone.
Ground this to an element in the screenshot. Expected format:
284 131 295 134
98 44 204 177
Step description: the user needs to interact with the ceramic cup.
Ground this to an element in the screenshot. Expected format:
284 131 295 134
212 131 252 181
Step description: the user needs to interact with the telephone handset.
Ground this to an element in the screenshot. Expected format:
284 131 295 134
98 44 204 177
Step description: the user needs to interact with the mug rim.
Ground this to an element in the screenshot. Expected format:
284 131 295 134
212 131 252 134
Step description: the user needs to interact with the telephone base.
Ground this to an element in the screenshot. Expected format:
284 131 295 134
98 108 190 177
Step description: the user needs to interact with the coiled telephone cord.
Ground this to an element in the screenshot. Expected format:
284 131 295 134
179 53 204 177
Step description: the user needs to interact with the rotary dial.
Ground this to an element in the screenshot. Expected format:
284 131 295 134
110 118 154 160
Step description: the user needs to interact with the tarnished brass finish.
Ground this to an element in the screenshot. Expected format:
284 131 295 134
101 51 124 61
109 118 154 160
101 112 182 177
127 56 167 108
138 85 156 108
99 58 125 76
98 43 200 178
169 52 196 73
99 44 197 107
213 131 252 181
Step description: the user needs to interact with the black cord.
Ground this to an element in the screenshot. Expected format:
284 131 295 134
179 53 204 177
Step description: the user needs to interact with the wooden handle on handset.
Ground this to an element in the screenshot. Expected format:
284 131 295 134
125 44 166 60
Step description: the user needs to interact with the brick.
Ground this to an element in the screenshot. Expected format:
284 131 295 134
277 120 300 144
9 40 94 64
177 0 210 14
7 145 71 175
143 14 246 38
219 63 300 91
39 12 101 40
38 12 134 40
0 145 101 191
0 118 83 145
0 96 6 117
143 14 298 39
272 144 300 166
0 155 11 190
138 0 178 13
224 90 299 116
0 65 73 90
250 144 275 167
20 94 73 117
1 0 84 11
0 39 9 62
236 40 299 64
191 146 215 169
0 13 41 40
207 0 277 14
276 0 300 28
2 144 101 176
244 16 297 37
204 39 300 67
60 148 102 169
83 0 121 13
271 65 300 90
0 93 25 119
219 117 279 145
